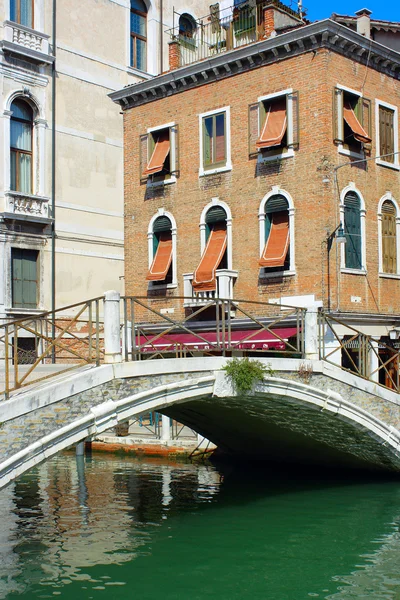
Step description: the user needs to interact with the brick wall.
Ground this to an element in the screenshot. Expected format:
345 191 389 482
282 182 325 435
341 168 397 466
123 47 400 317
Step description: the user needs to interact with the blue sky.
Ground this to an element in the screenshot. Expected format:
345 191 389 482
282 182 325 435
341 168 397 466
303 0 400 23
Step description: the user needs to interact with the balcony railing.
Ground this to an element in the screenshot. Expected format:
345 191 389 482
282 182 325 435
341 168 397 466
4 191 50 220
1 21 53 64
183 269 238 307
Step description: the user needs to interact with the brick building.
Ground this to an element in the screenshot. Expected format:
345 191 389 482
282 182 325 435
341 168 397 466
111 2 400 363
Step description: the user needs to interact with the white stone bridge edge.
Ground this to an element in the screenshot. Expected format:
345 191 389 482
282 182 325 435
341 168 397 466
1 356 400 490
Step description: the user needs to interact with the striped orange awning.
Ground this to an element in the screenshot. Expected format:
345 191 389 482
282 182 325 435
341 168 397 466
343 102 371 144
259 212 289 268
146 232 173 281
193 224 227 291
256 98 287 149
143 130 170 176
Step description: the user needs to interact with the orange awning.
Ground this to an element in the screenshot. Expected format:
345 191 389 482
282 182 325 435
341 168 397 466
259 212 289 268
256 98 287 149
193 224 227 292
143 130 170 176
146 232 172 281
343 102 371 144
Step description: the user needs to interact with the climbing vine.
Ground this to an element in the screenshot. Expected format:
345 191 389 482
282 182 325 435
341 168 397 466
223 357 274 395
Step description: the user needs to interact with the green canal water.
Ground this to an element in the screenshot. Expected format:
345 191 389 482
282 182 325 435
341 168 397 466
0 454 400 600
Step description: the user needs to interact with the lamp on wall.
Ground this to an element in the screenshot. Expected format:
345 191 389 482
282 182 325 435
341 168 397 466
389 328 400 341
327 222 346 251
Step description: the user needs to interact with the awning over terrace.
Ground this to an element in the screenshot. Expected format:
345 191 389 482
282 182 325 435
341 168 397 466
136 327 298 353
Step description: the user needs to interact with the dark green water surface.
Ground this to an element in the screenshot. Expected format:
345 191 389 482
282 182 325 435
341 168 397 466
0 453 400 600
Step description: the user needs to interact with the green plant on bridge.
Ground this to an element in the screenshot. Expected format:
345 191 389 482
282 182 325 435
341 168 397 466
223 357 274 395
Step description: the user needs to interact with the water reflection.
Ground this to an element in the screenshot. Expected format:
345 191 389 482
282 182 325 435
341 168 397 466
0 454 399 599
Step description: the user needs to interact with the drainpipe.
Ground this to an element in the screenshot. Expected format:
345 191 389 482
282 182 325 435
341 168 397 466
51 0 56 361
159 0 163 74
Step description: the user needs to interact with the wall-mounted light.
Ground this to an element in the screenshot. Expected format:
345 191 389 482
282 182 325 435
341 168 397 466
327 222 346 251
389 328 400 341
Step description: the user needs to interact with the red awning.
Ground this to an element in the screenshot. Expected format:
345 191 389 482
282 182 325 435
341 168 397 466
143 129 170 176
193 223 227 292
259 211 290 268
146 232 173 281
256 97 287 149
343 102 371 144
136 327 298 353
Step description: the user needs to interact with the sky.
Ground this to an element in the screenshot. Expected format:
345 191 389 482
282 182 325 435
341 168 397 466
301 0 400 23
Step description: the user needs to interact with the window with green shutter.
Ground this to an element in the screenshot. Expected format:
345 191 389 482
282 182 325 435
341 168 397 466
11 248 39 309
202 112 226 169
205 206 227 269
151 216 173 284
344 192 362 270
381 200 397 274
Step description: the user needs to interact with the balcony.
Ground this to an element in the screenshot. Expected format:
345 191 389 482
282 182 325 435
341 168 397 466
4 191 51 221
1 21 54 65
183 269 238 307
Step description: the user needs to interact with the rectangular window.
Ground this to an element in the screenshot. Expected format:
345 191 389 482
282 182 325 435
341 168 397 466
11 248 38 309
139 124 179 185
248 90 299 160
376 101 399 170
199 107 231 176
10 0 33 28
333 86 371 157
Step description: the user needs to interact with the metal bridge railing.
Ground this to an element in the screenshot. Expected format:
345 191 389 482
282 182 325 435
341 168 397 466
319 312 400 392
0 297 104 399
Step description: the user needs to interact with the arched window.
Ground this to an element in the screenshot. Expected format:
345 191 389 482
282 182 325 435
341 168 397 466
130 0 147 71
381 200 397 274
10 0 33 28
194 205 228 291
179 13 196 39
259 195 290 271
10 99 33 194
147 215 173 285
344 191 362 270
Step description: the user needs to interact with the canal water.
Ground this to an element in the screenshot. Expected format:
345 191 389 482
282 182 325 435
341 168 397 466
0 454 399 600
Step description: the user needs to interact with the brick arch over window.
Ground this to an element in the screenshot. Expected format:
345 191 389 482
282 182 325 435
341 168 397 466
340 184 366 271
147 209 177 286
378 194 400 276
258 187 295 273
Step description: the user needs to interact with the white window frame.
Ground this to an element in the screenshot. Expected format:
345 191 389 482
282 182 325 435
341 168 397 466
199 198 232 269
375 99 400 171
340 183 367 274
256 89 295 164
258 186 295 278
378 192 400 278
198 106 232 177
147 208 177 288
146 121 177 187
335 84 366 160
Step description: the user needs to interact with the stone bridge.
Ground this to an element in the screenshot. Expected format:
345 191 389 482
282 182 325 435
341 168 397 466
1 355 400 489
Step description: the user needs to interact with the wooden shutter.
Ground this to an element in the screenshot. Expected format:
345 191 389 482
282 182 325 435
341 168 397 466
12 248 38 308
333 87 344 143
361 97 371 152
170 124 180 177
248 102 259 158
153 216 172 232
139 133 149 184
288 91 300 149
379 106 394 162
265 195 289 243
206 206 227 224
382 201 397 274
344 192 362 270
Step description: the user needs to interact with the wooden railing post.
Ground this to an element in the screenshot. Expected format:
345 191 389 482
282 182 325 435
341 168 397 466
104 290 122 364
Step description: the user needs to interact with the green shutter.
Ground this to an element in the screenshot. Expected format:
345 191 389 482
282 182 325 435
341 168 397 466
265 195 288 214
382 201 396 274
248 102 259 159
153 216 172 232
12 248 38 309
344 193 362 270
206 206 227 224
203 116 213 166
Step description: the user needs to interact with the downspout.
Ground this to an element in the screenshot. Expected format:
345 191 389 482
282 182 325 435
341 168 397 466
51 0 56 361
159 0 163 73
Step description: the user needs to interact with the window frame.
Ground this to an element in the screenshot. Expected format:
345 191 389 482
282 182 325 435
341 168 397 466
199 199 233 269
258 187 295 278
10 0 34 29
254 89 297 163
11 247 39 310
334 84 371 160
147 209 177 288
130 0 147 72
10 99 33 194
199 106 232 177
141 121 178 187
375 99 400 171
340 184 366 274
378 193 400 278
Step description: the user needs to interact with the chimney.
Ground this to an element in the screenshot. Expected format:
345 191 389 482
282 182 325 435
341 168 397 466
355 8 372 39
168 39 180 71
263 6 275 39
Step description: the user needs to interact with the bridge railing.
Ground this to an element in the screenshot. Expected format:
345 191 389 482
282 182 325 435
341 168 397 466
0 297 104 399
319 312 400 392
121 296 305 361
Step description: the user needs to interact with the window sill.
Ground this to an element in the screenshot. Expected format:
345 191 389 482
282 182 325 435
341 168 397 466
148 283 177 290
6 307 44 315
379 272 400 280
341 268 367 275
376 159 400 171
337 145 364 160
259 269 296 279
199 164 232 177
146 176 177 188
257 148 294 163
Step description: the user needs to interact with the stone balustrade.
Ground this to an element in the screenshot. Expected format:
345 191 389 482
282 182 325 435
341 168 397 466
1 21 53 64
4 191 50 219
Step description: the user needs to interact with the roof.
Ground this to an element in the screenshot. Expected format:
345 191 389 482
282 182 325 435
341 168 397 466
331 13 400 32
